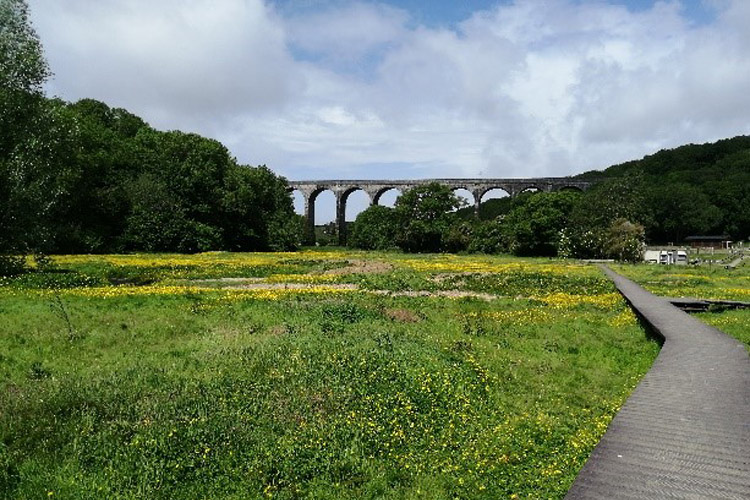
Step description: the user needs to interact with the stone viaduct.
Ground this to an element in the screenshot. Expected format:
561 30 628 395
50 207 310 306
287 177 593 245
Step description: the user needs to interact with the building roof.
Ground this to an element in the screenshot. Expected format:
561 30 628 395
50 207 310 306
684 235 730 241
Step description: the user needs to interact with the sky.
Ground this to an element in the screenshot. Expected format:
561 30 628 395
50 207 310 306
27 0 750 221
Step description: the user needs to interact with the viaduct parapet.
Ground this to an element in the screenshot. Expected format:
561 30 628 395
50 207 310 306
287 177 593 245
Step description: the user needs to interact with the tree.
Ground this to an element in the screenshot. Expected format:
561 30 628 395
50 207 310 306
393 183 464 253
348 205 398 250
501 191 580 256
48 99 148 252
222 165 302 251
604 218 645 262
562 178 648 258
645 183 723 243
0 0 61 271
123 173 222 252
467 219 505 254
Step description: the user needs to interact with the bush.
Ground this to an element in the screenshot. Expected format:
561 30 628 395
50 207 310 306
604 218 645 262
0 255 26 276
393 183 464 253
348 205 398 250
502 191 580 257
268 213 305 251
443 220 473 253
467 220 505 254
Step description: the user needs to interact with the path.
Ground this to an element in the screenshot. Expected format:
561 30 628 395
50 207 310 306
565 267 750 499
726 254 744 269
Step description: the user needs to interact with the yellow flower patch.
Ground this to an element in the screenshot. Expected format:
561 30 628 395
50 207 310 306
47 284 358 301
531 292 621 309
264 273 338 284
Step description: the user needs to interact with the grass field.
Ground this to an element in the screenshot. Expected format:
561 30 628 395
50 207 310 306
4 251 741 499
613 261 750 350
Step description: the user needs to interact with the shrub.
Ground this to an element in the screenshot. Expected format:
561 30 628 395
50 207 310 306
348 205 397 250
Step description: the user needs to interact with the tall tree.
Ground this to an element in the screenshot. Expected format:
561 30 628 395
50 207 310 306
393 183 464 253
0 0 60 266
502 191 581 256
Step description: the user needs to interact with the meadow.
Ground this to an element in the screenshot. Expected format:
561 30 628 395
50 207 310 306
613 261 750 350
3 251 745 499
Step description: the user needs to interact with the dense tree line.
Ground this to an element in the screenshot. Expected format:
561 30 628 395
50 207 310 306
3 0 747 268
577 136 750 243
348 185 590 257
1 0 301 273
2 96 303 258
349 136 749 259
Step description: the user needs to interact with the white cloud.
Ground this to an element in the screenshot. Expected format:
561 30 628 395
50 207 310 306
31 0 301 131
28 0 750 187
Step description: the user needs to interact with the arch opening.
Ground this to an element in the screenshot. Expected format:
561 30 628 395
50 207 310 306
478 188 512 220
374 188 402 207
480 188 510 203
291 190 305 216
518 186 540 195
344 189 371 222
451 188 474 212
309 189 337 246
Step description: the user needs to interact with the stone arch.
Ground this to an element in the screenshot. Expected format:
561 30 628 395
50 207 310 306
373 187 402 206
290 189 306 216
475 187 512 219
304 187 336 245
556 185 583 193
338 187 372 245
451 187 475 212
517 185 541 195
478 186 512 202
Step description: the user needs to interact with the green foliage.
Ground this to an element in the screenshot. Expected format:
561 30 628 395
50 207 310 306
1 91 299 253
0 1 64 261
0 255 25 276
644 183 722 243
442 220 473 253
577 136 750 242
123 173 222 252
0 0 49 93
0 252 663 498
501 191 581 257
222 165 302 251
604 219 645 263
456 196 513 221
348 205 398 250
467 220 505 254
561 179 647 259
393 183 465 253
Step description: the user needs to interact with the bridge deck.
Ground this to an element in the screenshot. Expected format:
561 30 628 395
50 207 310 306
565 267 750 499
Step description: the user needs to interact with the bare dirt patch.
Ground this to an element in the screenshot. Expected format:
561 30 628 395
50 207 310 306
191 277 265 286
373 290 497 301
324 259 394 275
267 325 287 336
230 283 359 290
384 308 422 323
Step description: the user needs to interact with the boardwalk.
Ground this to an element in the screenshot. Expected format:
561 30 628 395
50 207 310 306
565 267 750 499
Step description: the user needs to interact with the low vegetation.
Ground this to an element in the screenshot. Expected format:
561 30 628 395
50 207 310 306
1 251 663 499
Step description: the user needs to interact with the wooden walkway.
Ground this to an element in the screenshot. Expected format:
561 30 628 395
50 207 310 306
565 267 750 499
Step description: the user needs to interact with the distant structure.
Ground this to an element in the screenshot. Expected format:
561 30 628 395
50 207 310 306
684 235 732 249
288 177 593 245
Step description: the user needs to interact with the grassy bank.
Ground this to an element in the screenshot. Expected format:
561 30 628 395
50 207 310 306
2 252 660 499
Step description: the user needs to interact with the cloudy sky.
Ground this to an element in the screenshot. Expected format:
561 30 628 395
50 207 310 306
27 0 750 219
